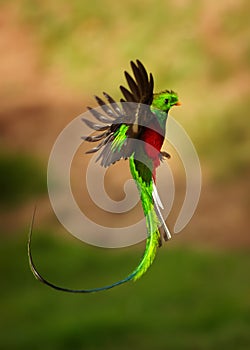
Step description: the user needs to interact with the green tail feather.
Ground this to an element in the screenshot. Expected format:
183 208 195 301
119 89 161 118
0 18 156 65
132 209 160 281
28 153 162 294
129 155 161 281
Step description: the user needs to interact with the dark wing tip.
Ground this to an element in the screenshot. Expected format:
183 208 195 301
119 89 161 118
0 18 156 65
124 60 154 105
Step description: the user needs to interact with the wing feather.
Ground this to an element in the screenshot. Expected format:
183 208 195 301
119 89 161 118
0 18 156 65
83 60 155 167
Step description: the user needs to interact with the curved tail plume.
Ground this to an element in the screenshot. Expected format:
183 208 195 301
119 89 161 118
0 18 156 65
27 59 176 293
28 205 168 293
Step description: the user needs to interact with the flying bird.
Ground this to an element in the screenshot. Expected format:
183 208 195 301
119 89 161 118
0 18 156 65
28 60 181 293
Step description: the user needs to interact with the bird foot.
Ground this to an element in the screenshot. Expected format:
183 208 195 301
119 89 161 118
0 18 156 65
160 151 171 160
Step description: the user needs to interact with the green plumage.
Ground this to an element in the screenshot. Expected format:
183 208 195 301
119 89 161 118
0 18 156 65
129 154 160 280
111 124 129 152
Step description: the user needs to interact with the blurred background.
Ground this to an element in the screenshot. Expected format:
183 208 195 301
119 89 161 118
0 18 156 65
0 0 249 349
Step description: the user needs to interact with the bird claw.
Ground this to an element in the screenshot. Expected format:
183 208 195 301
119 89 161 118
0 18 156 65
160 151 171 160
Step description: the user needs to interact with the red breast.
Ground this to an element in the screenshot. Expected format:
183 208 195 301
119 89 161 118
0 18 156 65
141 125 164 180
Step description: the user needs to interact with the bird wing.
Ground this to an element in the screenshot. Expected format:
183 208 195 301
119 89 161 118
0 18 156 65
120 59 154 105
82 60 155 167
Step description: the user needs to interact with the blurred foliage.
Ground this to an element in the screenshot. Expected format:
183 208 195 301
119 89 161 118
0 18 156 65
0 152 46 209
3 0 247 180
0 2 249 348
17 0 203 89
0 233 250 350
193 100 250 180
11 0 248 86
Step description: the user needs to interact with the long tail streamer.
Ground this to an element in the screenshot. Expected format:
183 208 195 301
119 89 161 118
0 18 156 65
28 187 171 293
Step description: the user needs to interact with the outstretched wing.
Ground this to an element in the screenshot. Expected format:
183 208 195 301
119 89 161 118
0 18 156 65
82 60 155 167
120 59 154 105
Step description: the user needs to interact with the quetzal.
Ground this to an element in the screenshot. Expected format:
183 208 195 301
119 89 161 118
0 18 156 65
28 60 181 293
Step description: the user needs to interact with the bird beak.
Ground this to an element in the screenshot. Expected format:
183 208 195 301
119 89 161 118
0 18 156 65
174 101 181 106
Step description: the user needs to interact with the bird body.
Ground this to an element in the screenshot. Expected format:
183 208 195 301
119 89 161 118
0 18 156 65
83 60 180 284
28 60 180 293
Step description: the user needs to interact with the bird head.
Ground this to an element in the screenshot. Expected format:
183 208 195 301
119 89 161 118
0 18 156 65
152 90 181 112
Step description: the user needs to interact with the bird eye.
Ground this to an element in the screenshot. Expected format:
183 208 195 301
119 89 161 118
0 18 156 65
165 98 169 104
